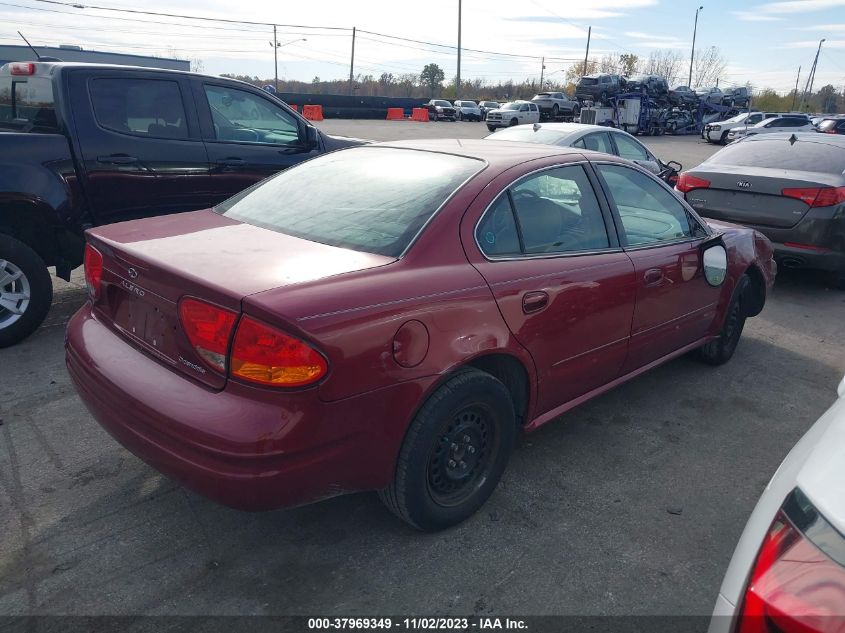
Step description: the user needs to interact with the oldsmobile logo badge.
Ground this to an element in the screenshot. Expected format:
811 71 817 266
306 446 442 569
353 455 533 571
127 267 139 279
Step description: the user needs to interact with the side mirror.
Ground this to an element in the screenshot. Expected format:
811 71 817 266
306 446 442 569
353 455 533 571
701 237 728 287
305 125 320 150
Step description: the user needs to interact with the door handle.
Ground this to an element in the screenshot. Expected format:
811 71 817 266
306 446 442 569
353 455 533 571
97 154 138 165
217 158 246 167
644 268 664 286
522 291 549 314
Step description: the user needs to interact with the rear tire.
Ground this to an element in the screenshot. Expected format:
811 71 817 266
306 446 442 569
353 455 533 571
697 274 750 366
0 234 53 348
826 269 845 290
378 368 516 531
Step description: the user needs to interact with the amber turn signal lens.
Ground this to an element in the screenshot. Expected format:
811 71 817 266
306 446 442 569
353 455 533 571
230 316 327 387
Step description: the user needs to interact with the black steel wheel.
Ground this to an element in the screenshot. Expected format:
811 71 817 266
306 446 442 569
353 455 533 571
378 368 516 531
697 274 749 365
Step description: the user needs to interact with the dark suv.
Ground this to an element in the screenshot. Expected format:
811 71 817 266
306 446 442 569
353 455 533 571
818 117 845 135
624 74 669 98
575 74 623 103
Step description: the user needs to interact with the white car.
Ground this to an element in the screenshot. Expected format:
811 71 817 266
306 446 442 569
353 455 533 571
453 100 483 121
709 374 845 632
485 101 540 131
727 116 814 142
704 112 769 144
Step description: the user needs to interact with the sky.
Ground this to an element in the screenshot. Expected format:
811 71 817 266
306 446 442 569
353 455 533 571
1 0 844 94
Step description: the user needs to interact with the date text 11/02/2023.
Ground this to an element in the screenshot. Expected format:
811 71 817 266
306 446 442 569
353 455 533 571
306 618 528 630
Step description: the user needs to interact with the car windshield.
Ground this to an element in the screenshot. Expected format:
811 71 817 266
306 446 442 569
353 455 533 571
461 101 477 106
487 126 568 145
580 78 598 85
708 138 845 174
534 93 552 98
216 147 484 257
500 103 521 110
433 100 451 107
725 113 750 123
482 102 498 107
818 119 840 131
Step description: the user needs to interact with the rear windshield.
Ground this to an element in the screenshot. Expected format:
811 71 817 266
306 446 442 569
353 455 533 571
535 93 552 98
818 119 843 132
0 74 58 132
216 147 484 257
579 78 598 85
708 139 845 174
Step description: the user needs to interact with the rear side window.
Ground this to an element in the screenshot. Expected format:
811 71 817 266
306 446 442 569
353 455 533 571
0 75 57 132
217 147 483 257
612 133 649 161
91 78 188 139
476 165 610 257
709 139 845 174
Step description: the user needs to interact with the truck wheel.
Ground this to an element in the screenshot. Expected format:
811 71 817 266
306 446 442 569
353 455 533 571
378 368 516 531
696 274 750 366
552 104 559 118
487 125 496 132
0 235 53 348
509 118 518 127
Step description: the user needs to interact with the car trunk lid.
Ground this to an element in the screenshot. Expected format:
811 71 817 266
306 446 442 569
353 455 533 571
87 209 394 389
685 165 841 229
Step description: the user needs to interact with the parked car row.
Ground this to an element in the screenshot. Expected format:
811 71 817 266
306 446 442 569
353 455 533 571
572 73 749 109
703 111 810 144
423 99 503 122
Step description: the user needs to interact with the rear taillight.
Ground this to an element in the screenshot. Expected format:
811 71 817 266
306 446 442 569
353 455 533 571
676 172 711 193
782 187 845 208
83 244 103 300
179 298 237 372
736 490 845 633
10 62 35 76
230 316 327 387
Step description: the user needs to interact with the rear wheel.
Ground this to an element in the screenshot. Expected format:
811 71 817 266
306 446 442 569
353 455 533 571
697 274 750 365
826 269 845 290
552 104 559 118
378 368 516 531
0 234 53 348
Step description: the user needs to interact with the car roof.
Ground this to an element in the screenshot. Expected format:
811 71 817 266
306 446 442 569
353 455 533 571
373 138 621 168
740 132 845 146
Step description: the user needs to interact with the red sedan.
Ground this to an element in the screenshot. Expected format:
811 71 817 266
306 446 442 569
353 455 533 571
66 140 776 531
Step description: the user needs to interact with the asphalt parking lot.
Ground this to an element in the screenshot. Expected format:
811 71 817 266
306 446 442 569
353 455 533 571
1 123 844 618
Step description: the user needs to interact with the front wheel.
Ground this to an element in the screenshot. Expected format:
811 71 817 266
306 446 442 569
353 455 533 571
0 234 53 348
509 117 518 127
486 125 496 132
696 274 750 365
378 368 516 531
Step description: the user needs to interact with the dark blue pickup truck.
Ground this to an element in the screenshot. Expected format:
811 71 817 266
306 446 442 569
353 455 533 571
0 61 362 347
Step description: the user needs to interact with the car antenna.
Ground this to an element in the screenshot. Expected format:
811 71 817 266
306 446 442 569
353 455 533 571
17 31 42 60
789 134 799 146
533 122 541 132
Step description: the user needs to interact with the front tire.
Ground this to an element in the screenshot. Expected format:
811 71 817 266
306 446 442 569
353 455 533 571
697 274 750 366
486 125 496 132
0 234 53 348
509 117 518 127
378 369 516 531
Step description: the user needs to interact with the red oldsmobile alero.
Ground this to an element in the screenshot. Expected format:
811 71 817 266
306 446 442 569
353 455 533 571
66 140 776 530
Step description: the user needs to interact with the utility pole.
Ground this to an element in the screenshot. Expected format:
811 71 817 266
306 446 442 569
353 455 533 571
348 26 356 95
688 6 703 88
456 0 462 100
539 57 545 90
582 26 591 77
791 66 801 110
273 25 278 92
800 39 825 111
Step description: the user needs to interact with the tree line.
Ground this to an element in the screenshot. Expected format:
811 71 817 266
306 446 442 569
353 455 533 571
222 48 844 113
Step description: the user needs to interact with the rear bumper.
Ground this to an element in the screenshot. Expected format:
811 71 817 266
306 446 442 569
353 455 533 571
773 242 845 273
65 305 429 511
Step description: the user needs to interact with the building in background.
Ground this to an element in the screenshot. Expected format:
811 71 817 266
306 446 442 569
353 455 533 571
0 44 189 71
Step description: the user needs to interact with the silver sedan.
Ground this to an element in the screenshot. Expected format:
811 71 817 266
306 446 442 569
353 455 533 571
709 374 845 632
484 122 675 177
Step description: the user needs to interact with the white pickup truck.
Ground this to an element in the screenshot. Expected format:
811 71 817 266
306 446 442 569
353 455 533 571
485 101 540 131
